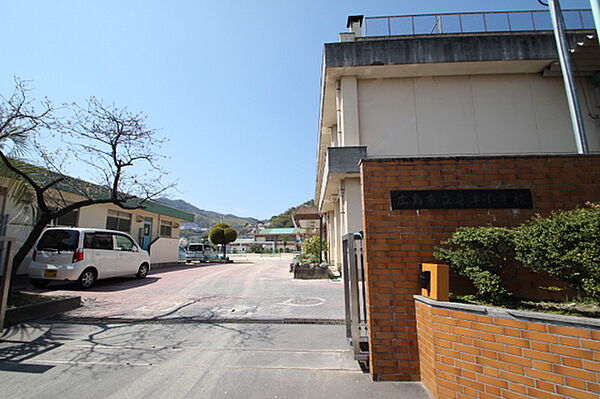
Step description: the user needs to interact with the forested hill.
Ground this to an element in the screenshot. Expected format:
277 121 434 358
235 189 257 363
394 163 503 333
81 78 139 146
156 198 260 230
267 199 315 228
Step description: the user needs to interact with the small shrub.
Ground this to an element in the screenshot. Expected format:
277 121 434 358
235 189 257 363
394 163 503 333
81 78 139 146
434 226 514 303
302 236 328 259
513 204 600 300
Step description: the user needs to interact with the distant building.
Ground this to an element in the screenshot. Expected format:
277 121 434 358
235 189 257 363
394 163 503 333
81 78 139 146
292 207 321 234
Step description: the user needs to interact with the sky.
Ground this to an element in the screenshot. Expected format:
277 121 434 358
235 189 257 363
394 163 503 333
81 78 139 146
0 0 593 219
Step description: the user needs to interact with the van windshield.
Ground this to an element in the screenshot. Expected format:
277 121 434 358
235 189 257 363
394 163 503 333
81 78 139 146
37 230 80 251
188 245 205 252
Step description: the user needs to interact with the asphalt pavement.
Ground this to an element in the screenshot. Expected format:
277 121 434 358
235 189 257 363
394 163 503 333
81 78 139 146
0 256 430 398
36 256 345 321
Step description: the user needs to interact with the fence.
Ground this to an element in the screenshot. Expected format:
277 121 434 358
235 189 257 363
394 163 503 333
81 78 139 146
363 9 594 37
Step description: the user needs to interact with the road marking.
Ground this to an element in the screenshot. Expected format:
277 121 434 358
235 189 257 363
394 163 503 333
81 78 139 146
52 316 346 325
281 297 325 306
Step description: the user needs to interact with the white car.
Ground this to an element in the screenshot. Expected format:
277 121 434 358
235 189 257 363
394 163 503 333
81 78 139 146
28 227 151 289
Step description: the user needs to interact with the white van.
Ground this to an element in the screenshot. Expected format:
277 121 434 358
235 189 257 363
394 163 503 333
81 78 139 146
186 243 214 262
28 227 151 289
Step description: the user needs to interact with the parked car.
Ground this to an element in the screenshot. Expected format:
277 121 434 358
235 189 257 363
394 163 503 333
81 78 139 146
186 243 214 262
28 227 151 289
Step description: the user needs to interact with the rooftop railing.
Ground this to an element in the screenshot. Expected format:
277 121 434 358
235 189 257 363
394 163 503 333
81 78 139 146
363 9 594 37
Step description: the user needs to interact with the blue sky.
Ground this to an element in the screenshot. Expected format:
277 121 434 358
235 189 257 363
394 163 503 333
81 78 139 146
0 0 593 219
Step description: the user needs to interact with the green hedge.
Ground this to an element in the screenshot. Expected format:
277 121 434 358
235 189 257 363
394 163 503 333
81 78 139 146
434 203 600 304
434 227 514 303
514 204 600 300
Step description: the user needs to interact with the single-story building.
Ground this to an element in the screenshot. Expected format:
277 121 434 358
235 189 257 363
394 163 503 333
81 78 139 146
0 168 194 274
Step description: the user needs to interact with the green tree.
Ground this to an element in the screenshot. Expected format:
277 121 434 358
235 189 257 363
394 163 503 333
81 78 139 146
209 222 238 259
0 80 172 294
302 236 328 260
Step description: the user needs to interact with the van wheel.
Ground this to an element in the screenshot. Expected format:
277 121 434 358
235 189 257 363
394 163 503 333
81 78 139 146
30 278 50 288
136 263 149 279
77 269 96 289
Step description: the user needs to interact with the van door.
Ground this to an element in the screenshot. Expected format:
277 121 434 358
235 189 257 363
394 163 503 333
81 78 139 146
83 232 117 278
114 234 140 275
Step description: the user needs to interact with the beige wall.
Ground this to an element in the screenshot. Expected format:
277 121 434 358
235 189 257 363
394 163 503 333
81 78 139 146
78 204 181 246
325 178 363 268
357 74 600 157
320 73 600 269
150 237 180 264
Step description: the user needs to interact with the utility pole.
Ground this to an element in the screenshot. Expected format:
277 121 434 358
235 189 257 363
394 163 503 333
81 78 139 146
548 0 590 153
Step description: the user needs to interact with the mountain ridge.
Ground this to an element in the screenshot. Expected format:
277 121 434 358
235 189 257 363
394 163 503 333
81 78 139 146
156 197 260 230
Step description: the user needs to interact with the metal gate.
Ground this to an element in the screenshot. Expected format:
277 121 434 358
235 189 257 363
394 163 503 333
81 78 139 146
342 232 369 368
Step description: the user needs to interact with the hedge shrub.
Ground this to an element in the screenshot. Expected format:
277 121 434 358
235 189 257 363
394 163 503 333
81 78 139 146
513 204 600 300
434 203 600 303
434 226 515 303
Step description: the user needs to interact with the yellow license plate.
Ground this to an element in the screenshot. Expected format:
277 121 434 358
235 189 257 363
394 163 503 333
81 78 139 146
44 270 57 278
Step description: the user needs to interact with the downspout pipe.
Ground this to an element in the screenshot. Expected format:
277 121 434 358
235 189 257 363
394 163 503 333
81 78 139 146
549 0 590 153
591 0 600 43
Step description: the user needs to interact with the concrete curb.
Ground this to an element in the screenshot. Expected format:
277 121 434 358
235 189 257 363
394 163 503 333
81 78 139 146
6 295 81 327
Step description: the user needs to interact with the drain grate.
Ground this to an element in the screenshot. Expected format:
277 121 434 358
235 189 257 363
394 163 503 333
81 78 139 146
52 315 345 326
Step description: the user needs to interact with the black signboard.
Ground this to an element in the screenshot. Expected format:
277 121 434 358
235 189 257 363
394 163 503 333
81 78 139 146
390 189 533 210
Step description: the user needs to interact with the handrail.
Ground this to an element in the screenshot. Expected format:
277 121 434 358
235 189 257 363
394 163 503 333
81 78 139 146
363 9 594 37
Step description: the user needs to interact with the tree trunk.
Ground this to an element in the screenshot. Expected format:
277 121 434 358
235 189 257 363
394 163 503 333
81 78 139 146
222 244 226 260
9 215 51 304
12 216 51 278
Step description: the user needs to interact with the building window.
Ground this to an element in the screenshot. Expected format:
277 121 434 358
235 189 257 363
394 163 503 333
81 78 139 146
52 209 79 227
106 210 131 232
160 220 172 237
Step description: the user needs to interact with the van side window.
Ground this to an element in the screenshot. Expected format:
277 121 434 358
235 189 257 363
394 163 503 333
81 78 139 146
115 235 135 251
84 233 113 250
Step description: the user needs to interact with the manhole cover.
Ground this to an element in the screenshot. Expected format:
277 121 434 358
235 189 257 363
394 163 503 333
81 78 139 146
283 297 325 306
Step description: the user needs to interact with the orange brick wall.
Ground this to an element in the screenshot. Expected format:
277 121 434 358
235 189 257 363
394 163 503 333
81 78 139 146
359 155 600 381
415 298 600 399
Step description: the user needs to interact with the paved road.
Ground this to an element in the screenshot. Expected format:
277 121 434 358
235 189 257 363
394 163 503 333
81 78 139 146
0 321 429 399
35 257 345 321
1 257 430 398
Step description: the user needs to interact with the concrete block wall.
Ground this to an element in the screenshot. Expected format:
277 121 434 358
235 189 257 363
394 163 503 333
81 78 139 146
415 297 600 399
359 154 600 381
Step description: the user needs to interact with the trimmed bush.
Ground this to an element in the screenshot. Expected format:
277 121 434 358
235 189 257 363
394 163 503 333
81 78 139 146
209 223 238 259
513 204 600 300
434 226 515 303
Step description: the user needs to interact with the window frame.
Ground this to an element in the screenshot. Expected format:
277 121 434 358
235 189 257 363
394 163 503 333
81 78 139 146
106 210 132 233
159 220 173 238
114 234 137 252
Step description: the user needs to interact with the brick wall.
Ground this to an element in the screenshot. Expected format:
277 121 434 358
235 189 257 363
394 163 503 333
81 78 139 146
359 155 600 381
415 297 600 399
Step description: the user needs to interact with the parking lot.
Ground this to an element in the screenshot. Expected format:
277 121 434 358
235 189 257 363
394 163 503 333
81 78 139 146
32 256 345 322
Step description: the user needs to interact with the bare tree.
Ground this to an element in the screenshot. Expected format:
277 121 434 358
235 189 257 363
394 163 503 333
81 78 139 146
0 80 173 282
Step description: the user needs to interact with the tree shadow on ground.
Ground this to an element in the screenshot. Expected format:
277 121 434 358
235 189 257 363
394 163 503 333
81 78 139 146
0 299 275 377
27 276 160 293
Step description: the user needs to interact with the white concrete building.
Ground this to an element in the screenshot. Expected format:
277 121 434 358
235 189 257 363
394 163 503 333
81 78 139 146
316 12 600 269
